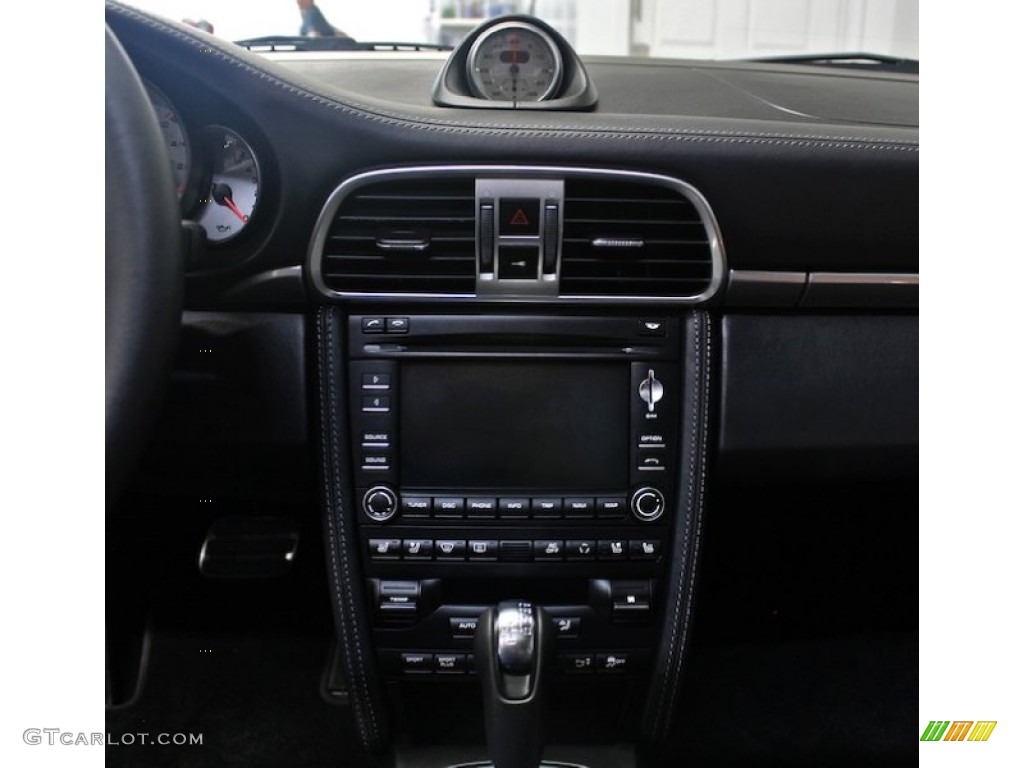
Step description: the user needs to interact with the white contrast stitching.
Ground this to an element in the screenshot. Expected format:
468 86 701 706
106 3 919 153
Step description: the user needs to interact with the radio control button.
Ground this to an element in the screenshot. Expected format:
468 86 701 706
400 495 432 518
466 497 498 518
498 498 530 519
631 487 665 522
361 395 391 413
468 540 499 560
361 373 391 390
363 487 398 522
433 497 465 518
598 540 629 561
637 431 667 449
563 497 595 519
361 453 391 471
533 540 564 561
531 498 562 518
435 540 467 560
402 539 433 560
596 497 628 519
361 430 391 448
565 540 596 561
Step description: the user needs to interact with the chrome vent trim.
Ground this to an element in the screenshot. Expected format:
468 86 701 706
308 166 725 303
560 177 716 299
315 175 477 296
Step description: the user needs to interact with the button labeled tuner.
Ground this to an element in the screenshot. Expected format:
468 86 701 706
630 487 665 522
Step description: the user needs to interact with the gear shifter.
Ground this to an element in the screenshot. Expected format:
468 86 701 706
475 600 552 768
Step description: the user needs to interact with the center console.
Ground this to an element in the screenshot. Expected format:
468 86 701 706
313 166 717 760
347 314 680 683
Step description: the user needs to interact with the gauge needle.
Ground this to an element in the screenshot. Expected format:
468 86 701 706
211 182 249 222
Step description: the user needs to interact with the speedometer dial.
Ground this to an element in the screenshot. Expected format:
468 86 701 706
467 21 563 103
142 81 191 200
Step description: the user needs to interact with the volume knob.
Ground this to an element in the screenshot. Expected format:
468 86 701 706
630 487 665 522
362 486 398 522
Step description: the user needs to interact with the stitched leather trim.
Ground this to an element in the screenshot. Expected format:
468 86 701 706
317 307 388 750
642 310 712 743
105 2 918 152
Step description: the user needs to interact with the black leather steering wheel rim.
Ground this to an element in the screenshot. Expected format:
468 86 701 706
106 25 184 503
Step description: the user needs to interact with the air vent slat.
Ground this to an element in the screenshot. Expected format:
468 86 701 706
318 176 478 294
560 178 715 299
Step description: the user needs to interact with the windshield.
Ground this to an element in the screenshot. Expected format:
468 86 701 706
125 0 918 60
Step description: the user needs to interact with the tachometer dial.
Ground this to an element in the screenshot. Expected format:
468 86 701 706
467 21 563 102
143 81 191 200
195 127 260 244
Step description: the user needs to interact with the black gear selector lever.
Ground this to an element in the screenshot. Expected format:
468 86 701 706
475 600 552 768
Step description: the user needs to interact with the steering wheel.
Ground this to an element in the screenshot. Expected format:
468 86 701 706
105 26 184 503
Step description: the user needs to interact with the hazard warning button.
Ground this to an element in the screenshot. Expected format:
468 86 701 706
499 198 540 236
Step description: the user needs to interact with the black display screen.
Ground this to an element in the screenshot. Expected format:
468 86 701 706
400 361 627 489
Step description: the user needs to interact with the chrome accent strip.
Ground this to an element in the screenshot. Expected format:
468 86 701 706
807 272 919 287
728 269 807 287
308 166 726 304
592 237 645 248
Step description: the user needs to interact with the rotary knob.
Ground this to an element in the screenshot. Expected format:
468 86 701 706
638 369 664 413
630 487 665 522
362 486 398 522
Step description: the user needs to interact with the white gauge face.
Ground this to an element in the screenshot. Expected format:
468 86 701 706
195 128 260 244
467 22 563 102
143 82 191 200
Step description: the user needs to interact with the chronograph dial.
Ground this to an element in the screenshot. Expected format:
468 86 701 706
466 21 563 103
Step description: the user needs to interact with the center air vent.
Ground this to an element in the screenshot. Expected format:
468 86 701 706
317 177 477 295
560 178 717 299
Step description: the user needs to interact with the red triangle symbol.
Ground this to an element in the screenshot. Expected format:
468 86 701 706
510 208 530 226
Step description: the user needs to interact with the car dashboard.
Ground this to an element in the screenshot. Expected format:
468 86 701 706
105 2 918 767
